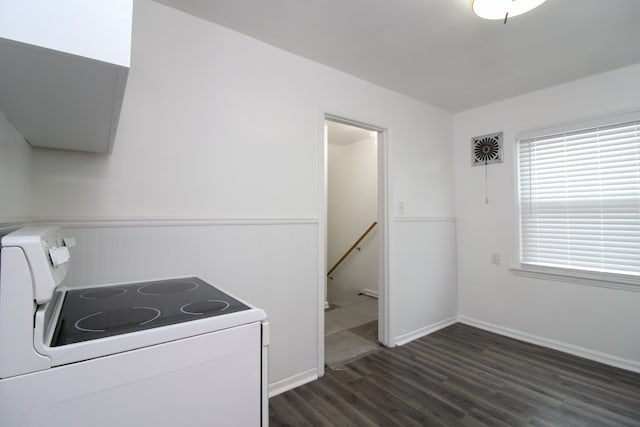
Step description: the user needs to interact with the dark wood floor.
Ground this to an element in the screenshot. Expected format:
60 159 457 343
269 323 640 426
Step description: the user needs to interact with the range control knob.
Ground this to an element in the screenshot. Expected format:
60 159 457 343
49 247 70 268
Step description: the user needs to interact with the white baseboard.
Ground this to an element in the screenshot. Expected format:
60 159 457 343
268 368 318 398
394 216 456 223
358 288 378 298
458 316 640 374
394 316 458 346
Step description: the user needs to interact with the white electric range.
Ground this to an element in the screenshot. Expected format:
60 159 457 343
0 226 269 427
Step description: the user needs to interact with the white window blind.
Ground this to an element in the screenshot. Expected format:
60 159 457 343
518 117 640 277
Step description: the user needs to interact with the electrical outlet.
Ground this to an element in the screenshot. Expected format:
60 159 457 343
491 253 501 265
398 201 405 216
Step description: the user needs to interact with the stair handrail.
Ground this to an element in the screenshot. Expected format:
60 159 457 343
327 221 378 278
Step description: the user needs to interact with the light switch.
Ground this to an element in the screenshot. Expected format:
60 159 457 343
491 253 501 265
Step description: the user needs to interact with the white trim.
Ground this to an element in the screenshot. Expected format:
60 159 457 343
511 128 523 285
394 316 458 346
394 216 456 223
377 127 391 348
321 113 392 376
318 116 327 379
268 368 318 397
517 110 640 142
513 110 640 288
324 114 386 133
458 316 640 374
30 217 318 228
510 265 640 293
316 111 330 377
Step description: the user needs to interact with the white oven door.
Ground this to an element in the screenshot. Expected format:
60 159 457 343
0 322 262 427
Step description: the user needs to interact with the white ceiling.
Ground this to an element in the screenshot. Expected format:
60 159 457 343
154 0 640 112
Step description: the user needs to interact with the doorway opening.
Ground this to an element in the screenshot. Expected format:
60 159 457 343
323 116 387 371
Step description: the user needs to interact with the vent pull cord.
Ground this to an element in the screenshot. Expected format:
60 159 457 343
485 160 489 204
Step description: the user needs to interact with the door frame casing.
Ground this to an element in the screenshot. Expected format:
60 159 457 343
318 113 391 377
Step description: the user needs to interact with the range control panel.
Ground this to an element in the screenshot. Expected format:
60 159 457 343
43 235 75 268
2 226 72 304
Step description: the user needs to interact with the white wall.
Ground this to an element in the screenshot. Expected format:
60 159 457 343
394 218 458 345
29 0 457 391
327 135 378 300
454 63 640 372
0 111 31 227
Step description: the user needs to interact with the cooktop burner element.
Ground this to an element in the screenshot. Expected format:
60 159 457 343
52 277 250 346
80 287 127 300
75 307 161 332
181 300 230 315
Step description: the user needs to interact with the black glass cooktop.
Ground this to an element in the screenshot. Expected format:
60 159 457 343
51 277 250 346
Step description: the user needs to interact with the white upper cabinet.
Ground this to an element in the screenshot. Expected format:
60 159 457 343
0 0 132 153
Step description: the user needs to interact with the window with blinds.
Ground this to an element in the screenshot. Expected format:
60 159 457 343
517 116 640 278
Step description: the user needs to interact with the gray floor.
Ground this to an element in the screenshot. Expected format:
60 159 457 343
325 294 379 368
271 323 640 426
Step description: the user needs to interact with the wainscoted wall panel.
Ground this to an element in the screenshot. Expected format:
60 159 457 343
56 220 318 390
47 218 460 392
393 218 458 345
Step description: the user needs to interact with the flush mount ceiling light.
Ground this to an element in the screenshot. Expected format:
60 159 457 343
471 0 547 23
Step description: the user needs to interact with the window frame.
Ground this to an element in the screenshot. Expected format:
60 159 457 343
512 111 640 292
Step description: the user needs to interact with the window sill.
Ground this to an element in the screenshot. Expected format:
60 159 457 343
510 264 640 293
